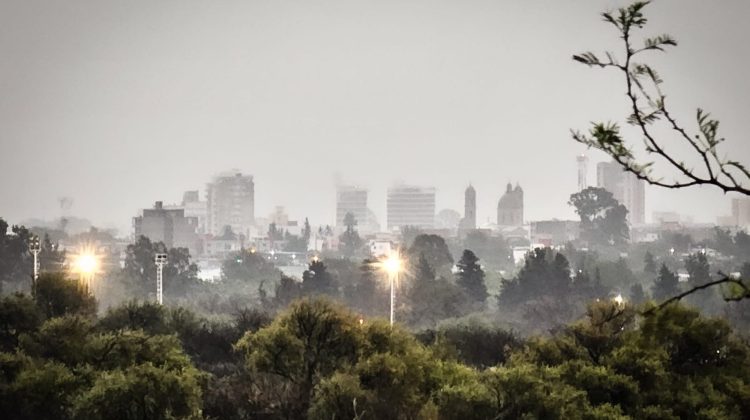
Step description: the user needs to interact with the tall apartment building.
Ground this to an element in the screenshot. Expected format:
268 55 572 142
336 186 368 228
577 154 589 191
387 185 436 230
206 171 255 238
133 201 200 256
497 183 524 227
597 161 646 226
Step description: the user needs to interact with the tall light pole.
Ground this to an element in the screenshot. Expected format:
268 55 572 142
382 254 402 326
29 236 41 282
155 253 167 305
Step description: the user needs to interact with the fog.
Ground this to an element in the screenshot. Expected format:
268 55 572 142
1 0 749 234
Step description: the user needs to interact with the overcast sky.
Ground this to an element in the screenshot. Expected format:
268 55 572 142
1 0 749 235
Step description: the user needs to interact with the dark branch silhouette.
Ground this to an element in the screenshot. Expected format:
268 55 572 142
571 1 750 196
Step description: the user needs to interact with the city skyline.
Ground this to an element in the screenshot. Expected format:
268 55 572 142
2 0 749 235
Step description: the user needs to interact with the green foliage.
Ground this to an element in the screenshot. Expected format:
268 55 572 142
122 236 199 300
237 298 361 416
339 212 365 258
408 234 454 275
499 248 572 306
569 187 630 247
221 249 281 286
644 250 657 275
302 260 339 297
33 272 97 319
420 318 521 369
652 263 680 301
460 230 512 271
455 250 488 307
0 218 33 293
72 362 202 420
0 293 42 351
406 256 468 328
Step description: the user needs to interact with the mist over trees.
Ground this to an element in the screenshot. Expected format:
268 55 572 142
2 1 750 418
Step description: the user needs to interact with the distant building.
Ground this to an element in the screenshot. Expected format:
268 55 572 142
165 190 208 234
497 183 523 227
530 220 580 247
732 197 750 226
577 155 589 191
336 186 368 228
597 161 646 226
459 185 477 231
133 201 200 256
202 225 243 259
387 185 436 230
206 171 255 238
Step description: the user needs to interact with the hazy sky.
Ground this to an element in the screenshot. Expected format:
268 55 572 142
2 0 749 235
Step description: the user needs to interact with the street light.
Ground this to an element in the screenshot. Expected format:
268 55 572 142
379 253 403 326
73 252 99 292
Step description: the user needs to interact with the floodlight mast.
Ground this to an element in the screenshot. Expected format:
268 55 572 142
29 236 41 282
155 253 168 305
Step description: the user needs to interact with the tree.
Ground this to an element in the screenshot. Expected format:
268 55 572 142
461 230 512 271
0 293 42 351
652 263 680 302
569 187 629 247
455 250 488 307
0 218 33 293
122 236 198 300
407 234 454 275
302 259 338 297
629 283 647 305
236 299 361 417
339 213 364 258
643 251 657 276
33 272 97 319
572 1 749 196
39 233 65 272
406 255 468 327
499 248 572 306
343 258 388 317
221 250 281 286
684 252 721 312
275 274 302 308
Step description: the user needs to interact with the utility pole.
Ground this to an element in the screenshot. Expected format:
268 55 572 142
155 253 167 305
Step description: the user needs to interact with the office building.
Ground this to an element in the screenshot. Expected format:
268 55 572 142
133 201 200 256
387 185 436 230
206 171 255 238
597 161 646 226
577 154 589 191
336 186 368 228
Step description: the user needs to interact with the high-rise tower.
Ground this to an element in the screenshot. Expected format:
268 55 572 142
577 154 589 191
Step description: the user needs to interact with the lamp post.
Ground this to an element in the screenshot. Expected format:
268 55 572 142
29 236 41 282
155 253 167 305
382 254 402 326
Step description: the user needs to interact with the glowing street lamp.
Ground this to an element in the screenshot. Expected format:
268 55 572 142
73 251 99 292
380 253 403 326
